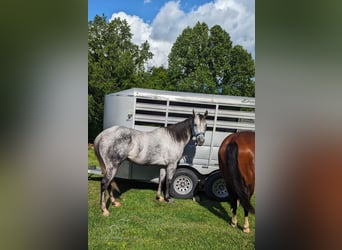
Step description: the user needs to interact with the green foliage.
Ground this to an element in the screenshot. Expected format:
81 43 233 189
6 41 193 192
135 66 174 90
177 65 217 93
223 45 255 97
88 14 153 141
88 144 98 167
168 22 255 96
168 23 212 93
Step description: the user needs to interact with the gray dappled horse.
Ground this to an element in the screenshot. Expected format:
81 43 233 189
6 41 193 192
94 110 208 216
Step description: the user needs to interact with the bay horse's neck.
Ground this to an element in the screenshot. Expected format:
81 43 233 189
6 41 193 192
164 118 192 144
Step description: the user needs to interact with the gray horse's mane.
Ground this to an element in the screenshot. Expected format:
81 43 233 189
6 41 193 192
164 118 192 143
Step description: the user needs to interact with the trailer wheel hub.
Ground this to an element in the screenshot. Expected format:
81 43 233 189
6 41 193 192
173 175 193 195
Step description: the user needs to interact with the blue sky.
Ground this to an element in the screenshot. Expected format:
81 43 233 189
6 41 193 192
88 0 255 67
88 0 213 22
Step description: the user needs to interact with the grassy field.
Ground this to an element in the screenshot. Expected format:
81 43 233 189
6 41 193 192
88 144 98 167
88 147 255 250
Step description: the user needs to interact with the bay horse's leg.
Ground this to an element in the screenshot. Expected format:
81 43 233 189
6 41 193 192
165 163 177 203
230 197 238 228
243 209 250 233
156 168 166 202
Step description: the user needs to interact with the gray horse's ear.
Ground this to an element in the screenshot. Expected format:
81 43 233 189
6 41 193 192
204 110 208 118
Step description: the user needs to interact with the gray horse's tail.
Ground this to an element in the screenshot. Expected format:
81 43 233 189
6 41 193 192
94 135 107 175
93 135 120 193
111 181 120 193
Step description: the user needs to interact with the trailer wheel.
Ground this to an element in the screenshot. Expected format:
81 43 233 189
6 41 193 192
204 172 229 201
170 168 199 199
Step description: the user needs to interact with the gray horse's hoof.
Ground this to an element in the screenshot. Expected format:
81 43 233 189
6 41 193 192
156 196 165 202
166 198 175 204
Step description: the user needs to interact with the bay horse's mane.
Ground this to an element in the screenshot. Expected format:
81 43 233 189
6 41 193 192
164 117 192 143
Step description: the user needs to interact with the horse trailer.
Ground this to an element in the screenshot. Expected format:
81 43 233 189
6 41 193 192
88 88 255 201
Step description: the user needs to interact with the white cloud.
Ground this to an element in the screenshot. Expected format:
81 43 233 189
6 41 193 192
110 12 151 45
110 0 254 68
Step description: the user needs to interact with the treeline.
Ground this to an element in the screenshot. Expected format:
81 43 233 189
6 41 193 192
89 14 255 141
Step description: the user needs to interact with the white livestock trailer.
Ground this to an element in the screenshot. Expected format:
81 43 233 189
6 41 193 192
88 88 255 201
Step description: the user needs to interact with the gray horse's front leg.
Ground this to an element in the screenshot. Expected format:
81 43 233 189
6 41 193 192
165 163 177 203
156 168 166 201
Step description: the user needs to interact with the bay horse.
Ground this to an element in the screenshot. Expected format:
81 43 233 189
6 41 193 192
94 110 208 216
218 131 255 233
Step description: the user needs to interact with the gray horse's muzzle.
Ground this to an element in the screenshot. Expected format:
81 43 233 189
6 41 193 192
193 132 205 146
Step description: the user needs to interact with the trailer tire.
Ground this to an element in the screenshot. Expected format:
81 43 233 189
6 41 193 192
170 168 199 199
204 172 229 201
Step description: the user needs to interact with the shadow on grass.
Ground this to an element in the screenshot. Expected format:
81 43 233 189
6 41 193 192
88 175 158 201
196 192 231 223
196 193 256 232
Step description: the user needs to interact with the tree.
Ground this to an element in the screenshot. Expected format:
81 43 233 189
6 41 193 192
168 22 255 96
88 14 153 141
168 22 215 93
223 45 255 97
136 66 173 90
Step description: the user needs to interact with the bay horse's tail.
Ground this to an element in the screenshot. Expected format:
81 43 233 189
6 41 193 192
226 141 255 214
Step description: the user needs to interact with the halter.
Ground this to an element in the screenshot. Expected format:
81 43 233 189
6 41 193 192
191 117 206 141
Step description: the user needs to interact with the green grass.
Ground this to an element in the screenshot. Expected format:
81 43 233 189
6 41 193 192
88 148 255 249
88 144 98 167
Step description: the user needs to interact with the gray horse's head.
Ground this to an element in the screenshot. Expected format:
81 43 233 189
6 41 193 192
192 109 208 146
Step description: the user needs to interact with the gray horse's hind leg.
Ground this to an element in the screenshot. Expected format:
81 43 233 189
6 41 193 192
165 163 177 203
156 168 166 201
108 179 120 202
108 179 121 207
100 166 120 216
100 168 116 216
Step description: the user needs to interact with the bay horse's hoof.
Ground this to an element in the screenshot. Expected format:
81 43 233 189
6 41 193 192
243 227 251 233
231 216 238 228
